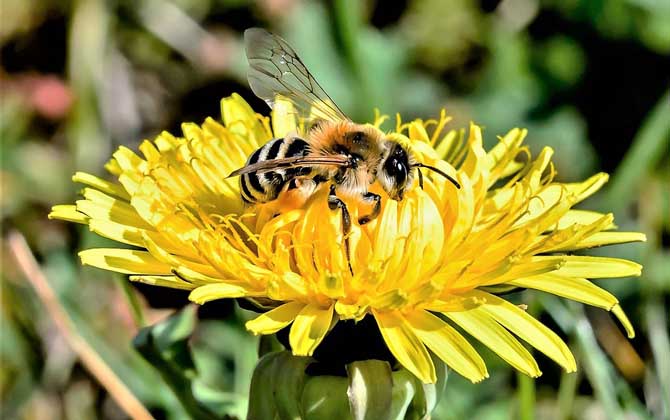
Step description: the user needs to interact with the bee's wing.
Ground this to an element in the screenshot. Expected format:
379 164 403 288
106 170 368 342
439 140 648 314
244 28 349 125
227 155 350 178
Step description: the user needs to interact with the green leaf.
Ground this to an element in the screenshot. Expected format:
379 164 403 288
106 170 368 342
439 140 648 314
133 306 219 419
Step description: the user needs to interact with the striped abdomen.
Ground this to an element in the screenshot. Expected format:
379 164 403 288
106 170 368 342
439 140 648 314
240 137 311 204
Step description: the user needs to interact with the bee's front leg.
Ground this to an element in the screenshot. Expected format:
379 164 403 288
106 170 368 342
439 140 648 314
357 192 381 225
328 184 353 275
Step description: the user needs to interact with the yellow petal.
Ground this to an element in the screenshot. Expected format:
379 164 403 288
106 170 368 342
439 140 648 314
104 158 122 176
49 205 89 224
409 121 431 143
434 128 464 162
555 209 615 230
461 123 486 180
88 219 145 247
571 173 608 203
568 232 646 250
373 310 436 383
77 188 151 229
507 274 618 310
220 93 269 148
442 175 475 256
404 310 488 383
469 256 565 287
486 128 527 184
268 272 309 302
289 303 334 356
468 290 576 372
189 283 251 304
113 145 147 173
72 172 130 200
444 309 541 378
129 275 194 290
549 256 642 278
246 301 306 335
173 266 226 285
152 130 181 152
79 249 172 275
612 304 635 338
409 190 445 282
371 289 408 310
138 139 161 162
371 199 399 264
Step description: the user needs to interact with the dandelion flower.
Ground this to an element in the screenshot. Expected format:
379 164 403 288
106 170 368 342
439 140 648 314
50 94 645 384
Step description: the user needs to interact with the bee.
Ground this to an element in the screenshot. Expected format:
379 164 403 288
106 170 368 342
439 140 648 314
229 28 460 271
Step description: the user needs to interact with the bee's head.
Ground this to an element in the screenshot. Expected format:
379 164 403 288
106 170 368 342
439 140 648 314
378 139 462 200
378 141 416 200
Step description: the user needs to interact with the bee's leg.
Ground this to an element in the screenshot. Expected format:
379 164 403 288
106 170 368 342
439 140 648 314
417 168 424 189
357 192 381 225
328 185 353 275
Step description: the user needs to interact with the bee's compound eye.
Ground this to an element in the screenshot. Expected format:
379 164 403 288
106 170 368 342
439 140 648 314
351 132 364 143
385 157 407 186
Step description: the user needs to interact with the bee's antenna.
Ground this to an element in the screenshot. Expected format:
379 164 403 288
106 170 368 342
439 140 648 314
414 163 461 189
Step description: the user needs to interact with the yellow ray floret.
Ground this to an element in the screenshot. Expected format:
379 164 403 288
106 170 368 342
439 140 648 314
49 93 645 384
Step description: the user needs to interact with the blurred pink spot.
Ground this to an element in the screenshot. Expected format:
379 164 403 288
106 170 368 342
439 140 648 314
30 76 73 120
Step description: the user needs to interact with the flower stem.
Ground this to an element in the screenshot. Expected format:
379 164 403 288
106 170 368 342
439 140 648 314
556 369 579 420
517 370 535 420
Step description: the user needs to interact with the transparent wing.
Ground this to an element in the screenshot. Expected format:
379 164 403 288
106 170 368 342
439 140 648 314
227 155 350 178
244 28 349 127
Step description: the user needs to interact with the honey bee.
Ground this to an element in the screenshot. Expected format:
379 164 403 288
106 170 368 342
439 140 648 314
229 28 460 270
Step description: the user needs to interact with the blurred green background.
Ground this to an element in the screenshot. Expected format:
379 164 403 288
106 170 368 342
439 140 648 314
1 0 669 419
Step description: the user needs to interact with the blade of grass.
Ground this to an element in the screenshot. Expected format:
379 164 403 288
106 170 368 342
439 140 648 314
646 299 670 418
67 0 111 173
541 297 623 420
8 231 154 420
120 279 147 329
600 90 670 213
544 298 652 419
331 0 375 118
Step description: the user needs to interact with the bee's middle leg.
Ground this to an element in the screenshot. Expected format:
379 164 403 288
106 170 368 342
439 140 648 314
328 185 353 275
358 192 381 225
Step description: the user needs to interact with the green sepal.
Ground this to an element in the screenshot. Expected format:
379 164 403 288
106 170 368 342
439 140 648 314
388 369 418 420
346 360 393 420
302 375 352 420
258 334 285 357
429 353 449 411
405 353 449 419
247 351 284 420
274 352 314 420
